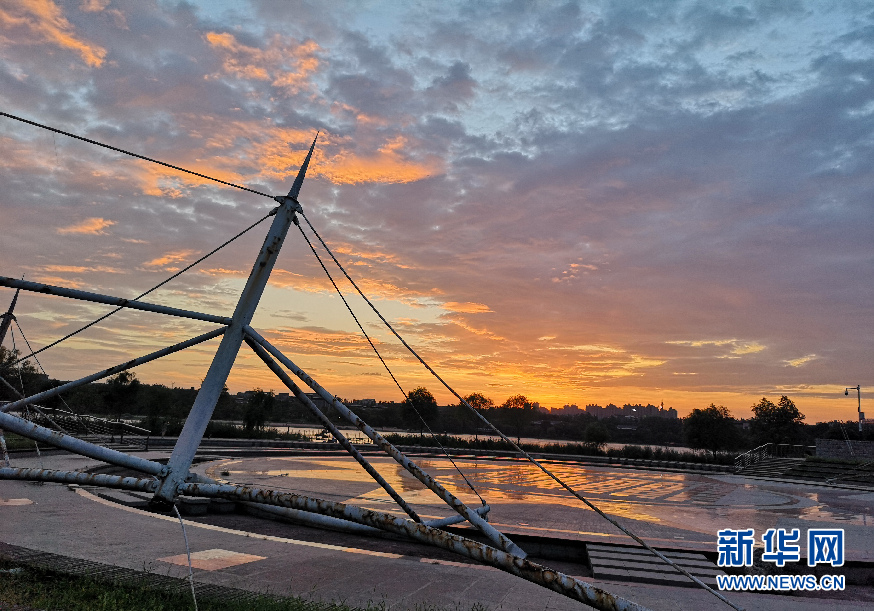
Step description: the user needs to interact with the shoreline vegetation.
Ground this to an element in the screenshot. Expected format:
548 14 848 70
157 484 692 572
381 432 738 465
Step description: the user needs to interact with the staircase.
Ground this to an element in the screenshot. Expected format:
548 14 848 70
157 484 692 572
20 406 151 451
587 543 725 588
736 457 804 478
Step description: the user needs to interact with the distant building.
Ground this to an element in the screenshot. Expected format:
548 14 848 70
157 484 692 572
235 390 255 404
553 404 581 415
583 402 677 420
304 392 330 410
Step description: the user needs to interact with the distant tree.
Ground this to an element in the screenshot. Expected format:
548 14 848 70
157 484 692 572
749 395 805 445
500 394 536 444
243 389 274 434
0 346 43 400
104 371 140 420
453 392 493 436
463 392 494 411
211 383 237 420
684 404 743 451
584 421 609 450
403 387 439 432
502 395 530 410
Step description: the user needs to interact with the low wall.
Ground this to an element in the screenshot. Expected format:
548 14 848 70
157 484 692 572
815 437 874 460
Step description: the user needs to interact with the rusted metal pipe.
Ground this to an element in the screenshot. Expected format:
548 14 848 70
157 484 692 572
0 410 164 475
243 325 525 558
244 336 422 523
242 501 384 535
1 327 227 413
0 277 232 326
179 481 649 611
423 504 489 528
0 467 158 491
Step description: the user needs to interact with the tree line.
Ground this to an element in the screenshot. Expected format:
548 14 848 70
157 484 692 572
1 346 869 448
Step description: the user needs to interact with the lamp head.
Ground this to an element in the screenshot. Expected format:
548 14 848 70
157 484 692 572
845 389 849 396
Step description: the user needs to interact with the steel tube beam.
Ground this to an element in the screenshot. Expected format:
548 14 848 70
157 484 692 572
243 325 525 558
243 501 384 535
0 410 164 475
244 336 422 523
152 136 318 504
246 500 489 540
0 467 158 491
180 481 649 611
0 277 231 326
423 504 490 528
1 327 227 413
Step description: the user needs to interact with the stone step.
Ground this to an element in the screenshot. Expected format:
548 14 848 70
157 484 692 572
587 549 717 570
586 544 725 588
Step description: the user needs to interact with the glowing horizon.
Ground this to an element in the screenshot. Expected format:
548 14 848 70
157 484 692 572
0 1 871 426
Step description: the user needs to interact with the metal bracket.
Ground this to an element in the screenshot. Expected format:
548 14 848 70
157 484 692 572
273 195 302 213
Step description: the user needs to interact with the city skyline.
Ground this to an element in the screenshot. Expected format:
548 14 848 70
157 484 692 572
0 1 872 423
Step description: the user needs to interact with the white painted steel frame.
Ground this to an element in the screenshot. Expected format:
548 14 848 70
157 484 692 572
1 327 227 413
0 277 231 326
0 135 656 611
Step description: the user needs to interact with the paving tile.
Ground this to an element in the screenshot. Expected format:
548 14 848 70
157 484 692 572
157 549 266 571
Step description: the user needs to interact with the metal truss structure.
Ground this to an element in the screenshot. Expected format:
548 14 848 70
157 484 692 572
0 136 656 610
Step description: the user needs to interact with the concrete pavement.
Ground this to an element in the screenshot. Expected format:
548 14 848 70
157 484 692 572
1 450 872 611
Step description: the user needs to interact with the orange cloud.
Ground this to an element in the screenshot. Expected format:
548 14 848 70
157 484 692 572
0 0 106 67
318 145 440 185
442 302 492 314
205 32 320 95
133 160 247 197
331 245 413 269
251 128 440 186
57 217 115 235
145 250 196 268
32 275 85 288
40 264 120 274
78 0 109 10
117 115 438 193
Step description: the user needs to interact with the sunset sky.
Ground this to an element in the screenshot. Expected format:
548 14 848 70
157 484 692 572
0 1 871 423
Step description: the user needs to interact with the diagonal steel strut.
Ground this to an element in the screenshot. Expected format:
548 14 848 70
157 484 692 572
243 325 526 558
244 334 423 523
151 134 318 504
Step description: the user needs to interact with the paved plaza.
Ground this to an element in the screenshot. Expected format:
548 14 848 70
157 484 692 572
1 450 872 610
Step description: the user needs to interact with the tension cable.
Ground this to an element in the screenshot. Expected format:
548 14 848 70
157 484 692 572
13 212 272 367
298 211 743 611
296 222 487 506
0 111 273 198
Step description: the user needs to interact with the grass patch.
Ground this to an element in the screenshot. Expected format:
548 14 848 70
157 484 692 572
0 559 368 611
0 557 492 611
0 432 36 452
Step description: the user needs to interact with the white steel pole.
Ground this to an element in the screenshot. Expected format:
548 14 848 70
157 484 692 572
152 135 317 504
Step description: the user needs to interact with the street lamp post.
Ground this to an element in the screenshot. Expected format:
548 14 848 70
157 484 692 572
845 385 862 433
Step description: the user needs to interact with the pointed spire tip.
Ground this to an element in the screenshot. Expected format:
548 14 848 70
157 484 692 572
287 131 319 201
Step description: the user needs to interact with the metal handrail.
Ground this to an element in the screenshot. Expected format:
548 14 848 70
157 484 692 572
26 406 151 450
734 443 772 472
